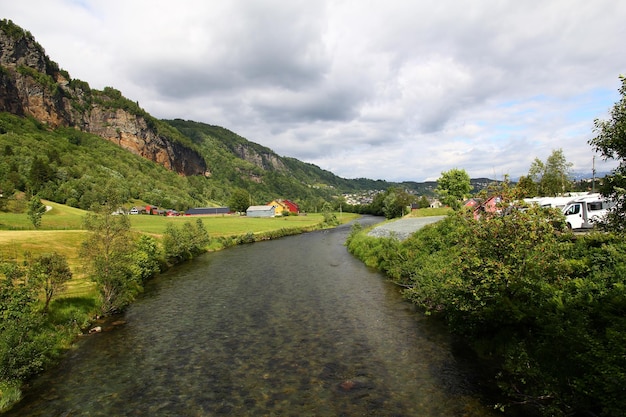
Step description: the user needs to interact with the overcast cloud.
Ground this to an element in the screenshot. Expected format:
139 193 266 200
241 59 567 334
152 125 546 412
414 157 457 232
3 0 624 181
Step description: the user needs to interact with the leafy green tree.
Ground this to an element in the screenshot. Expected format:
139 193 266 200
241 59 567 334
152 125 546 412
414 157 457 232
382 187 412 219
163 219 210 262
27 252 72 313
28 157 54 195
320 202 339 226
80 194 139 315
527 148 572 196
27 196 46 229
130 235 162 283
589 76 626 232
229 188 251 213
0 261 51 382
435 168 472 210
514 175 536 198
417 195 431 209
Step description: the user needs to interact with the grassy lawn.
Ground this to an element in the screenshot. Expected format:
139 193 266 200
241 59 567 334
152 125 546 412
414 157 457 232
406 207 453 217
0 200 86 230
0 202 359 298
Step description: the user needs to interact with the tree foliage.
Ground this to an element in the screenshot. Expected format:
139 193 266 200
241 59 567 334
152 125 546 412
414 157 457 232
589 76 626 232
163 219 210 262
527 148 573 196
382 187 412 219
229 188 251 213
347 193 626 416
26 195 46 229
435 168 472 210
0 261 51 382
27 252 72 312
80 194 139 315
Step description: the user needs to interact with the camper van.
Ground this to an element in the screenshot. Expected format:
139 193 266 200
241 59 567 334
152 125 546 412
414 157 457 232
561 194 614 229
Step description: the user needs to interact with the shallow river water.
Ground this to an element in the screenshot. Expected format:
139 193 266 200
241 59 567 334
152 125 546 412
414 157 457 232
7 216 494 416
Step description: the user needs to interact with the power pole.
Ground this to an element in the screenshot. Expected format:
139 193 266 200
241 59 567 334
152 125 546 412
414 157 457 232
592 155 596 193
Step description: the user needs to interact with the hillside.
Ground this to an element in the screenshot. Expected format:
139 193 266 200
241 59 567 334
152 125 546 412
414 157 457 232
0 19 493 212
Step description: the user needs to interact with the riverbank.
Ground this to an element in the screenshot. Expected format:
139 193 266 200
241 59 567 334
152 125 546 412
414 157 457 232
0 208 359 412
347 208 626 416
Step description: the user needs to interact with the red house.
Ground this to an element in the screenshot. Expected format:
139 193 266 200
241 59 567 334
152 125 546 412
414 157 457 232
282 199 300 214
473 196 503 220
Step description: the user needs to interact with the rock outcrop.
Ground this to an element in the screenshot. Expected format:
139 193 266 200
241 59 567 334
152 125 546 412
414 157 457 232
0 20 207 176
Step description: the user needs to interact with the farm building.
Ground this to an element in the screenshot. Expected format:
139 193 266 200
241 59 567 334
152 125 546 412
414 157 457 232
268 199 299 215
185 207 230 216
246 205 275 217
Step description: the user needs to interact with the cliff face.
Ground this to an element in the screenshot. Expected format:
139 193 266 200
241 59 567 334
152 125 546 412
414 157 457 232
234 144 287 172
0 21 207 176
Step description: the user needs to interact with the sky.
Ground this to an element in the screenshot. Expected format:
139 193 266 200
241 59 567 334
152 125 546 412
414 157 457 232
3 0 625 182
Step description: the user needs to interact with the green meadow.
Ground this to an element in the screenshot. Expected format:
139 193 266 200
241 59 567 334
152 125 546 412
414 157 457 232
0 201 359 297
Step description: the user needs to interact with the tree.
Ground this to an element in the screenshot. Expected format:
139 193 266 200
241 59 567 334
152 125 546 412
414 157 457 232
28 157 54 195
80 191 139 315
514 175 536 198
382 188 412 219
27 196 46 229
589 76 626 232
417 195 431 209
528 149 573 196
27 252 72 313
0 261 51 382
229 188 251 213
435 168 472 210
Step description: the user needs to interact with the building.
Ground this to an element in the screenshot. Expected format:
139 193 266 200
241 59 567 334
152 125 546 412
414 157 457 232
267 199 299 215
185 207 230 216
246 205 276 217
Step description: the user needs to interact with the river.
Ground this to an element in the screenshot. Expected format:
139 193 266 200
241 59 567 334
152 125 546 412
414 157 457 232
6 216 494 416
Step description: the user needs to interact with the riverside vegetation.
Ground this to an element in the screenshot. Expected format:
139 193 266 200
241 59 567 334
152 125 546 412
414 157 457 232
0 195 354 412
347 201 626 416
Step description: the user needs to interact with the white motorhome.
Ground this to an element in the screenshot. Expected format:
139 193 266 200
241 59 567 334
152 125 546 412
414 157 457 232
561 194 615 229
524 196 575 210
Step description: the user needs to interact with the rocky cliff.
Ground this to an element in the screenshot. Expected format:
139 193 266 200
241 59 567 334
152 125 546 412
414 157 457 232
0 20 207 176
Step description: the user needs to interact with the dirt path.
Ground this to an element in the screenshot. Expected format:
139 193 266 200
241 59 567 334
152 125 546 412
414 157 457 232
367 216 445 240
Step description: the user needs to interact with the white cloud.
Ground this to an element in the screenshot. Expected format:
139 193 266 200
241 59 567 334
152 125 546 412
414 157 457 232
2 0 624 181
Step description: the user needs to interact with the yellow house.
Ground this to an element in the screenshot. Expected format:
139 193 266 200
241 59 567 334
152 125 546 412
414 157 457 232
267 199 299 216
267 199 287 216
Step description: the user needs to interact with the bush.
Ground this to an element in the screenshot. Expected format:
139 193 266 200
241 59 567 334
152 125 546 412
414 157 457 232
347 206 626 416
163 219 210 262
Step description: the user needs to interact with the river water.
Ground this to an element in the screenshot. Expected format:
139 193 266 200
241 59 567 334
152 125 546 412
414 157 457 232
7 216 494 416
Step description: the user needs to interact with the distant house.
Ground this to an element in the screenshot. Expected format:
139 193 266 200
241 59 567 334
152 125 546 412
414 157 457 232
463 198 483 209
247 205 276 218
267 199 299 215
429 199 443 209
146 205 159 215
185 207 230 216
473 196 503 220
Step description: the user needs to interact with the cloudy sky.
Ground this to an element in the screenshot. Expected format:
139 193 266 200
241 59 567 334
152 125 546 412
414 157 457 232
3 1 625 181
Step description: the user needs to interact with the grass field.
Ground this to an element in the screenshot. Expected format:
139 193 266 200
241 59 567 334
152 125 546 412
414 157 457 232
0 201 359 297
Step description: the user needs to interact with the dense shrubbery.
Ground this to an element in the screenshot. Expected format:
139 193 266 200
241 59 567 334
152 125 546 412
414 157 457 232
163 219 211 262
347 206 626 416
0 255 92 409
